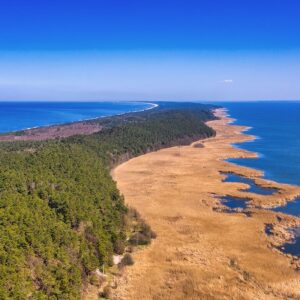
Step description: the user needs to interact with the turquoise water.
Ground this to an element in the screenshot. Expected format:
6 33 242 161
0 101 155 133
221 101 300 255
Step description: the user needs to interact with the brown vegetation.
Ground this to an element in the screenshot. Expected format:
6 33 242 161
111 109 300 300
0 122 102 141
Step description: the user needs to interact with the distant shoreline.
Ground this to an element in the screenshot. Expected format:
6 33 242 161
14 102 159 133
0 101 159 141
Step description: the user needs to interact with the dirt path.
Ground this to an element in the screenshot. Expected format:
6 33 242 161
112 109 300 300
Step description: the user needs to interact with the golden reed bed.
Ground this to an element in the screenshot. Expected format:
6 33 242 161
108 109 300 300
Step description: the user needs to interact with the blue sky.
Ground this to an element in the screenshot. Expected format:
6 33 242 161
0 0 300 101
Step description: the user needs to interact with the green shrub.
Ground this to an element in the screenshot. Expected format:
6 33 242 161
129 232 151 245
120 254 134 267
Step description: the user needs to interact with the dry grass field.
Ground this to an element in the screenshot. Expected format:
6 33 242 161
111 109 300 300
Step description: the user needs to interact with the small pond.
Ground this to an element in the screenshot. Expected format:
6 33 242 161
278 228 300 257
220 196 249 210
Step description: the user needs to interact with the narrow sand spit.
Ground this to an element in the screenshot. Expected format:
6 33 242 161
111 108 300 300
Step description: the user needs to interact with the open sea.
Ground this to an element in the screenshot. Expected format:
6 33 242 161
221 101 300 255
0 101 155 133
222 101 300 186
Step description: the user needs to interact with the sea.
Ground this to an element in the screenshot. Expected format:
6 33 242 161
0 101 155 133
220 101 300 255
222 101 300 186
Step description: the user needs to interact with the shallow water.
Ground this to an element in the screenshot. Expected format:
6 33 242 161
221 102 300 256
279 228 300 257
272 197 300 217
265 224 273 236
221 196 248 209
273 198 300 256
222 176 300 256
223 173 276 195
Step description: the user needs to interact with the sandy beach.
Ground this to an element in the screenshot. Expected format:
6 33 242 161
112 108 300 300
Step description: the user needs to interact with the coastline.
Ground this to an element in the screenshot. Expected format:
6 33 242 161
0 101 158 141
111 108 300 299
2 101 158 133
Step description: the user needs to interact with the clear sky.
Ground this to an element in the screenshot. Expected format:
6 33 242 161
0 0 300 101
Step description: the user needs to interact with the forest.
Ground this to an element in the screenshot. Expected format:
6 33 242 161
0 103 216 299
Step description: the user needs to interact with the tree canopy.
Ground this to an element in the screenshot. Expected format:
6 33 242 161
0 103 216 299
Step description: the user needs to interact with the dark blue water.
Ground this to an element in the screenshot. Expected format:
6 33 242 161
0 101 155 133
280 228 300 257
221 101 300 256
223 173 276 195
222 102 300 186
221 196 248 209
273 197 300 217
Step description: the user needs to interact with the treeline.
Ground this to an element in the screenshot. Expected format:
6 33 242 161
69 108 216 165
0 104 216 299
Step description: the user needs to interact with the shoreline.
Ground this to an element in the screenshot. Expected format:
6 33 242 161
0 101 159 141
0 101 159 135
209 109 300 209
111 107 300 299
1 101 158 134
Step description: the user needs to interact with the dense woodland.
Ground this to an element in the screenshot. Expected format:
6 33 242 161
0 103 216 299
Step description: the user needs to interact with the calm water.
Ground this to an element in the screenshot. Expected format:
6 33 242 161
221 101 300 255
223 173 276 195
222 102 300 186
280 228 300 257
0 101 155 133
221 196 248 209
